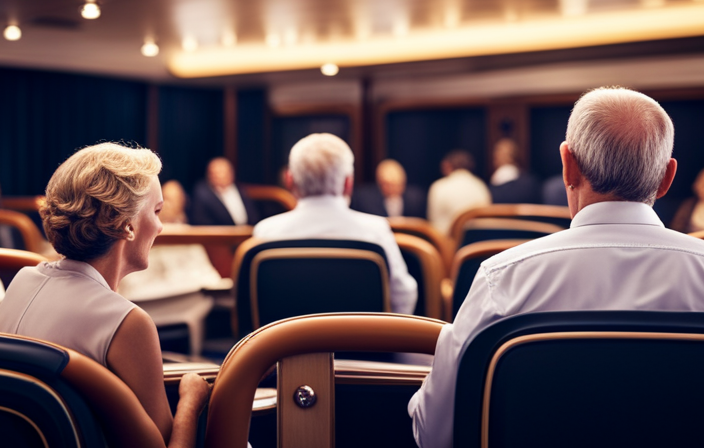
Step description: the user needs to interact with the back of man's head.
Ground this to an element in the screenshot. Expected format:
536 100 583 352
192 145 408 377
566 87 674 205
289 133 354 197
442 150 475 174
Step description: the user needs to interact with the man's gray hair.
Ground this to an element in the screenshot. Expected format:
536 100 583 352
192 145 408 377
566 87 674 205
289 133 354 197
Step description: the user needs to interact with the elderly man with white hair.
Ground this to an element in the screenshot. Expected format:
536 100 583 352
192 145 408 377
253 133 418 315
409 86 704 448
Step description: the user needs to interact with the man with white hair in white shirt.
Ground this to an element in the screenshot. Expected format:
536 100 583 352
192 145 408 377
409 86 704 448
253 133 418 315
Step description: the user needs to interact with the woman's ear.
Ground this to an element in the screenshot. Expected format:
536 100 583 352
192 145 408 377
125 224 135 241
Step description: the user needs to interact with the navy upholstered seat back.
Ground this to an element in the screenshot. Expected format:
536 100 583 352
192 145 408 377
235 239 389 337
454 311 704 448
0 335 106 448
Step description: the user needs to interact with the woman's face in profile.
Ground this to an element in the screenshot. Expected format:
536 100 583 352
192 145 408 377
125 175 164 272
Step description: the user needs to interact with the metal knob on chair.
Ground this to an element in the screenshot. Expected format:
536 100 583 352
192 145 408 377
293 385 317 408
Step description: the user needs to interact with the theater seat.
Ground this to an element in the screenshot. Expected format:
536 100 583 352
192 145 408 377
205 313 444 448
444 240 527 322
0 247 47 288
231 238 391 338
454 311 704 448
394 233 445 319
0 332 165 448
0 209 46 254
388 216 454 272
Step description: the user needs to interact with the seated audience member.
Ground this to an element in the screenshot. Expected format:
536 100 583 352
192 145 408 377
0 143 209 448
118 180 223 355
191 157 259 226
408 87 704 448
351 159 426 218
542 173 569 206
489 138 541 203
427 150 491 235
254 133 418 315
670 167 704 233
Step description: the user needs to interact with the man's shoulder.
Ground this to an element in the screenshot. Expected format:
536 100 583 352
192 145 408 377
252 210 295 237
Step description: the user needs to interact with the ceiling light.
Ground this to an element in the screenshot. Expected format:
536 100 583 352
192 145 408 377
3 25 21 41
81 3 101 20
141 40 159 57
321 63 339 76
266 34 281 48
182 36 198 52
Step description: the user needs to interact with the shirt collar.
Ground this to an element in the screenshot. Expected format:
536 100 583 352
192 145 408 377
53 258 112 290
570 201 664 229
296 195 349 210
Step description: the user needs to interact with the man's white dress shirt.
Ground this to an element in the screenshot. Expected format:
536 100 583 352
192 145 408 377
218 184 249 225
409 201 704 448
427 169 491 235
253 195 418 315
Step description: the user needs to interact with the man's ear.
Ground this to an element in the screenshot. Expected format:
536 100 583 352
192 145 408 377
343 175 354 196
284 170 294 192
560 142 582 189
656 158 677 199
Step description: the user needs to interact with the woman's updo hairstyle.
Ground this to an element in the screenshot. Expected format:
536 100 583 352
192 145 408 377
41 143 162 261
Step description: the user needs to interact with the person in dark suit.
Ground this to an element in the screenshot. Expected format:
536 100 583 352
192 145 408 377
190 157 259 226
489 138 541 204
351 159 426 218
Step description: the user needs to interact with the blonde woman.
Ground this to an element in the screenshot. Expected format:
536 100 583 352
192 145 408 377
0 143 209 448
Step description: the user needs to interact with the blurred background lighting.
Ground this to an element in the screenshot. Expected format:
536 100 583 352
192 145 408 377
3 25 21 41
321 63 339 76
182 36 199 52
81 3 101 20
141 40 159 57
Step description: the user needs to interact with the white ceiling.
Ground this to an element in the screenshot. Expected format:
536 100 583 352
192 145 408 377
0 0 703 83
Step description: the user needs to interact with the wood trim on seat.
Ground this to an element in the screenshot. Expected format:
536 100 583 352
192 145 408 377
249 248 391 329
0 248 48 271
0 209 47 254
449 204 571 249
153 225 253 246
2 196 45 212
241 185 297 211
481 331 704 448
388 217 454 272
205 313 444 448
394 233 446 319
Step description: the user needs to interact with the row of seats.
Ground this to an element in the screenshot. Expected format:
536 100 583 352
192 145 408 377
1 310 702 448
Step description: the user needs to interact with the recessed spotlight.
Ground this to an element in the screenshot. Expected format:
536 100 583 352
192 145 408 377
141 39 159 57
321 63 339 76
182 36 198 52
3 25 21 41
81 2 101 20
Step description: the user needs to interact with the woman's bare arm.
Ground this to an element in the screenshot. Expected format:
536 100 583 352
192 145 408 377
107 307 210 448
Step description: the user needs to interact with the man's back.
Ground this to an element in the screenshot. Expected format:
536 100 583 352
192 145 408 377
254 195 418 315
409 201 704 448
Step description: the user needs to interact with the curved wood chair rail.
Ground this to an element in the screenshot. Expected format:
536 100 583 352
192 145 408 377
394 232 446 319
153 225 253 246
0 209 47 254
445 239 529 322
205 313 445 448
387 216 454 272
0 247 48 270
241 185 297 211
449 204 572 248
2 196 45 212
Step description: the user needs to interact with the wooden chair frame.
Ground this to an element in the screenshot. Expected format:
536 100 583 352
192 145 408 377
387 217 454 272
449 204 571 250
0 209 46 254
241 185 297 211
394 233 445 319
205 313 444 448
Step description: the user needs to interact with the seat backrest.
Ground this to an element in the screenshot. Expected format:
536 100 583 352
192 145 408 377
0 209 46 254
0 248 47 288
449 204 571 249
205 313 444 448
241 185 297 219
447 240 527 322
454 311 704 448
457 217 564 249
0 332 164 448
394 232 445 319
388 216 454 272
232 239 390 337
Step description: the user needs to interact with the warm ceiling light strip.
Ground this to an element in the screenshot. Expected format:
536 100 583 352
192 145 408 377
169 4 704 78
